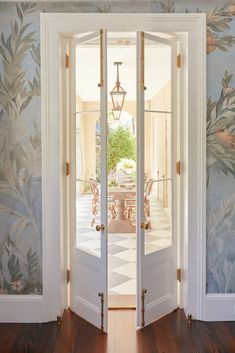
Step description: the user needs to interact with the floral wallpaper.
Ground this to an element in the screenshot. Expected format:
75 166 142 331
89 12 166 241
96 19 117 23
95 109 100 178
0 0 235 295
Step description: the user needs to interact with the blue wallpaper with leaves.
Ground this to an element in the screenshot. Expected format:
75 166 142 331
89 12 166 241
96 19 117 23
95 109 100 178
0 1 235 295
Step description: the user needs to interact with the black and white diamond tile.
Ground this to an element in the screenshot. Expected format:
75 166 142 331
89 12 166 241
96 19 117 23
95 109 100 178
76 194 171 294
108 234 127 244
108 255 129 270
108 244 127 255
108 271 131 289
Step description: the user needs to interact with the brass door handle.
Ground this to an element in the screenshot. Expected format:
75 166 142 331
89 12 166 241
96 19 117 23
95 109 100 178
141 222 149 230
96 224 105 231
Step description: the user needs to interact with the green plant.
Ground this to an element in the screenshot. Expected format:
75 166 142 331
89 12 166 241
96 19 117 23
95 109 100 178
108 179 118 187
107 126 136 173
116 158 136 177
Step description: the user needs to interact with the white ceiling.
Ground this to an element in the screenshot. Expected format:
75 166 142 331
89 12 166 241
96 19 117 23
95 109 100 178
76 38 171 102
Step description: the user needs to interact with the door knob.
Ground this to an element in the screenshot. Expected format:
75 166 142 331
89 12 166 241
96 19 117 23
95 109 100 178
141 222 149 230
96 224 105 231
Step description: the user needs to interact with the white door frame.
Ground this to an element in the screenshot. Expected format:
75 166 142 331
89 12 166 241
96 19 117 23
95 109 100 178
0 13 202 324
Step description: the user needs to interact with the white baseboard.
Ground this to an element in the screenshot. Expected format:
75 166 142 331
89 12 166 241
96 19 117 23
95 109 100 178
0 295 56 323
203 294 235 321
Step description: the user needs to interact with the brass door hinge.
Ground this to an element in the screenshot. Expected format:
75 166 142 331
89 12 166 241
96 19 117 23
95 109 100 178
176 161 181 175
177 268 181 282
176 54 181 68
65 54 70 69
66 161 70 176
67 269 71 284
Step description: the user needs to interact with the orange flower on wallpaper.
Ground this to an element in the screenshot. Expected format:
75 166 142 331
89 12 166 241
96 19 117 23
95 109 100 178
228 4 235 16
216 129 235 146
207 32 216 54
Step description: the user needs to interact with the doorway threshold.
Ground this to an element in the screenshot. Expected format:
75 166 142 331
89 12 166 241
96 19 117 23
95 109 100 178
109 295 136 309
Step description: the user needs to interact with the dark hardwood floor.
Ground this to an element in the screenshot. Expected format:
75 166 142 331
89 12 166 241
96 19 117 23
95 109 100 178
0 309 235 353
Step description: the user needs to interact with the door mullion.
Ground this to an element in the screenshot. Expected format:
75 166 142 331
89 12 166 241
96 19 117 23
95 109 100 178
136 31 145 329
100 28 108 333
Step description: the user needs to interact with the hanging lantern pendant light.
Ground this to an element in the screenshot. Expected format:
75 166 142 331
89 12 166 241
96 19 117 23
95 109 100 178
110 62 126 117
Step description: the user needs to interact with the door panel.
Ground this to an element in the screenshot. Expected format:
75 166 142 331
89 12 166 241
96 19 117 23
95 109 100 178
137 31 178 328
75 108 102 257
144 34 173 256
70 29 108 332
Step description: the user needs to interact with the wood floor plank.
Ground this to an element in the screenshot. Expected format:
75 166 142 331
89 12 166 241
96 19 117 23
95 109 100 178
107 310 137 353
0 323 21 353
9 321 58 353
151 311 183 353
137 325 160 353
0 309 235 353
166 309 197 353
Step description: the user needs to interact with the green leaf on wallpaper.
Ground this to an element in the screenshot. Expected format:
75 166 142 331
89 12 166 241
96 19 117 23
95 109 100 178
1 33 7 48
160 1 175 13
16 5 23 24
30 44 40 67
18 23 31 40
222 70 233 88
27 249 39 278
8 255 23 281
6 35 12 55
22 31 36 43
0 45 7 64
4 235 12 256
20 95 32 114
216 43 227 51
13 20 19 37
207 71 235 176
21 2 37 14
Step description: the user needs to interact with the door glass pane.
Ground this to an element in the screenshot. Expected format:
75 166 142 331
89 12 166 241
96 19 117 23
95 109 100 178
75 39 101 257
144 37 172 255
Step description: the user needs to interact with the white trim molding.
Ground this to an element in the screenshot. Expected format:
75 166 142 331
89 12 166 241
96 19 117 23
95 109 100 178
0 296 52 323
204 294 235 321
0 13 207 323
40 13 207 324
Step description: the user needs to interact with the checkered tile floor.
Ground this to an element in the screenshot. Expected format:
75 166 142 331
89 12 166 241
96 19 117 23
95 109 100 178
76 194 171 295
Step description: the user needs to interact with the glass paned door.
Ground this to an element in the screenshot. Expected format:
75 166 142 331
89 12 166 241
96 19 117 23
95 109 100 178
136 31 178 328
70 30 108 332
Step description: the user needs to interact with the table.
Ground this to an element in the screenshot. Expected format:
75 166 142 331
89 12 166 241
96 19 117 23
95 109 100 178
108 187 136 233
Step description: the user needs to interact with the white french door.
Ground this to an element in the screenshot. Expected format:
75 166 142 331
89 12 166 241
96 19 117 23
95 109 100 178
136 32 178 328
70 29 178 331
70 30 108 332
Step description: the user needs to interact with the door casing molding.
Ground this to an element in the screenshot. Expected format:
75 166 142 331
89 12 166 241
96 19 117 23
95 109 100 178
21 13 206 324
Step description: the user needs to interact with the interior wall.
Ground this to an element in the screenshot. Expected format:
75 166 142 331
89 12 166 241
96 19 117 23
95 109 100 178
0 1 235 296
147 80 171 206
80 101 97 181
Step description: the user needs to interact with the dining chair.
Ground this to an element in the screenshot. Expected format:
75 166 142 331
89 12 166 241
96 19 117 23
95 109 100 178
124 179 154 229
124 197 136 225
144 179 154 229
88 178 100 227
89 178 116 227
